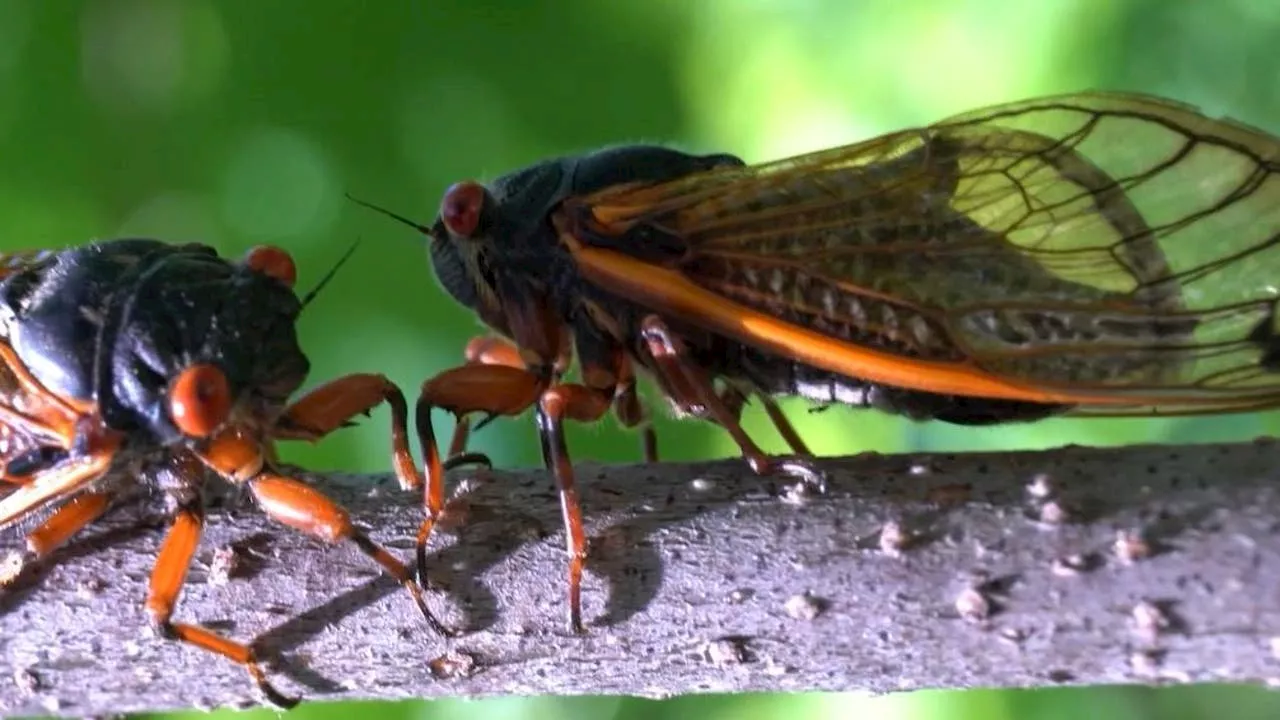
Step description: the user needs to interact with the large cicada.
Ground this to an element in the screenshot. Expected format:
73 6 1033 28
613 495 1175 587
353 91 1280 634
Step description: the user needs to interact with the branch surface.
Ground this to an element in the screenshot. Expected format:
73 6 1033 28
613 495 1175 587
4 441 1280 716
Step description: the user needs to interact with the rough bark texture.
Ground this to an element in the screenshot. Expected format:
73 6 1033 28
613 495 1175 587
4 441 1280 716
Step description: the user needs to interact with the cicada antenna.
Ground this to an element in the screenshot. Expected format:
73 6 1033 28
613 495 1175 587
344 192 434 236
300 238 361 310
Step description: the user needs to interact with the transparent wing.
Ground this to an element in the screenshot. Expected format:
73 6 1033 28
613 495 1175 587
573 92 1280 412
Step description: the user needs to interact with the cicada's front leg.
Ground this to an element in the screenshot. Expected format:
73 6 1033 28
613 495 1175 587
416 344 628 635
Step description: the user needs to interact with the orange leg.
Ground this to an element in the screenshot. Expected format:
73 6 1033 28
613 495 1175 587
246 472 448 633
195 422 453 640
418 363 616 632
444 336 531 461
0 490 114 588
0 433 121 529
453 335 662 463
613 379 659 463
649 358 812 457
271 373 421 493
415 363 545 590
271 370 488 499
533 382 614 633
147 504 298 708
639 315 824 489
464 335 528 368
26 490 113 558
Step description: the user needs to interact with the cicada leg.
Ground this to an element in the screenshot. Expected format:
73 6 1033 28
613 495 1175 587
715 384 813 458
0 430 120 598
531 380 614 634
757 393 813 457
24 490 114 559
415 363 545 618
610 353 661 463
270 373 422 492
199 380 459 639
446 336 532 460
146 503 299 709
274 372 489 527
416 358 616 634
0 432 120 536
0 490 115 588
460 334 662 464
638 314 825 490
243 470 450 633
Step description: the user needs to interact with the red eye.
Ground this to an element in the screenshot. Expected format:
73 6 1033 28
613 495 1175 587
244 245 298 288
441 181 486 237
169 364 232 438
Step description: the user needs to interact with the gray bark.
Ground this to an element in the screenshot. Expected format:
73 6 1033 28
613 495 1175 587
3 440 1280 716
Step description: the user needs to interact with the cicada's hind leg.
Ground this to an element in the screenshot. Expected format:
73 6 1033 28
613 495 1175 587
19 490 113 559
717 385 813 457
756 393 813 456
0 434 121 586
638 314 825 491
614 361 806 464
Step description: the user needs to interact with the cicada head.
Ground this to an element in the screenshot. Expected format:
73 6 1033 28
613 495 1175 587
354 146 744 353
348 157 579 341
424 147 745 317
99 242 312 445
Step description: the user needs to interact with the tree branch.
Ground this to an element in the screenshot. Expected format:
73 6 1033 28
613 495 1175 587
4 440 1280 716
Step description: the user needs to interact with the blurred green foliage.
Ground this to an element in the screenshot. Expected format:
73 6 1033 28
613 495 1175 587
3 0 1280 719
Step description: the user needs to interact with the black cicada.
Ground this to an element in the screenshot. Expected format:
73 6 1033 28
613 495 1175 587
0 239 450 707
354 91 1280 635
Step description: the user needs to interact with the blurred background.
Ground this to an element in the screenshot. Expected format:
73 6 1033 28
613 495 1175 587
3 0 1280 718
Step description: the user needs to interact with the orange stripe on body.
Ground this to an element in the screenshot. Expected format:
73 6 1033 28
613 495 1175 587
570 245 1164 406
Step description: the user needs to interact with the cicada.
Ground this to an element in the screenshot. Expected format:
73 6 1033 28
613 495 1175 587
0 239 460 707
353 91 1280 634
